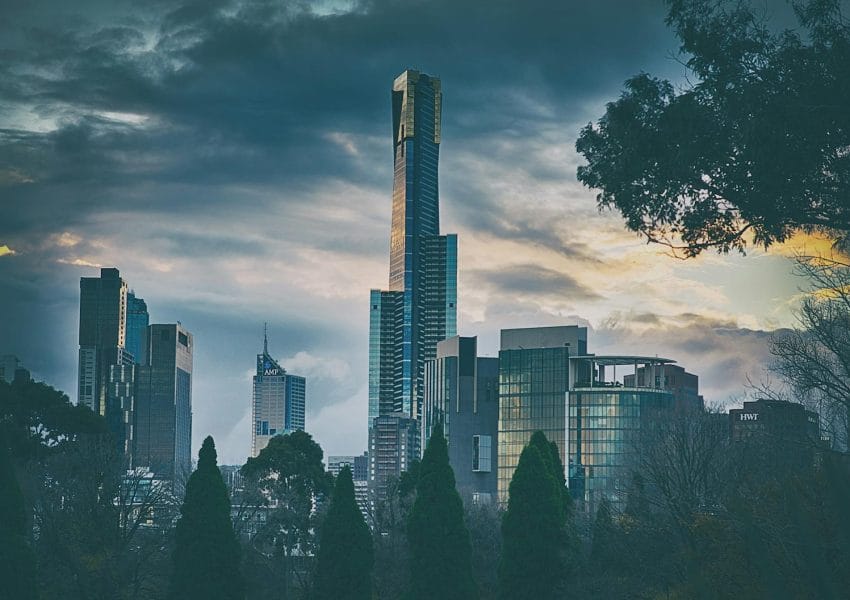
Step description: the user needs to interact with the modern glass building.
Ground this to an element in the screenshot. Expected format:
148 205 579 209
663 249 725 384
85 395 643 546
567 355 677 513
134 323 193 484
497 326 588 504
78 267 128 415
368 69 457 498
126 291 149 364
251 331 307 457
423 336 499 504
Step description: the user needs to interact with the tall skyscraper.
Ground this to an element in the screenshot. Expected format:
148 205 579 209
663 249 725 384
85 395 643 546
423 336 499 504
126 291 149 364
497 325 588 503
78 267 128 414
251 329 306 458
135 323 193 483
368 69 457 497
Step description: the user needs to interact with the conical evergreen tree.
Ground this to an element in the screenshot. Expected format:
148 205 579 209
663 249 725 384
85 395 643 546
499 442 564 600
170 436 244 600
407 424 477 600
313 466 373 600
528 430 572 517
0 435 37 600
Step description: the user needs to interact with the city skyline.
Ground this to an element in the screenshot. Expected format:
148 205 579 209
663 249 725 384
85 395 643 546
0 0 834 465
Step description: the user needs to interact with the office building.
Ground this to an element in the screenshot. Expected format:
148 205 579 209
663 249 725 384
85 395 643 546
497 325 588 503
134 323 193 483
567 355 678 512
328 453 369 481
78 267 128 415
624 363 704 411
368 413 420 508
367 69 457 499
251 330 306 457
423 336 499 504
126 291 149 364
729 399 822 470
0 354 30 383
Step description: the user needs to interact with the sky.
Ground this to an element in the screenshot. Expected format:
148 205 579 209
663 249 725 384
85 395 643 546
0 0 832 465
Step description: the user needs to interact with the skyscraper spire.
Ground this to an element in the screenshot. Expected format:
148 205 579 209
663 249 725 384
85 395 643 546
263 322 269 355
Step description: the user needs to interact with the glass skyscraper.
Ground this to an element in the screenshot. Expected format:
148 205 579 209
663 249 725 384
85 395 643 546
134 323 193 484
126 291 149 364
251 331 306 457
497 326 588 504
368 70 458 495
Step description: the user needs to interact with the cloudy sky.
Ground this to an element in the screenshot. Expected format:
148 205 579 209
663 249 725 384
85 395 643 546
0 0 830 464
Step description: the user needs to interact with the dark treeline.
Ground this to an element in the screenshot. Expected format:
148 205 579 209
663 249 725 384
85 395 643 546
4 376 850 599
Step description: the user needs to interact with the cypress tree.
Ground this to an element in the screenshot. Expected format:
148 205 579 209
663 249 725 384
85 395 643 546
313 466 373 600
170 436 244 600
407 425 477 600
0 436 36 600
499 442 564 600
528 430 572 517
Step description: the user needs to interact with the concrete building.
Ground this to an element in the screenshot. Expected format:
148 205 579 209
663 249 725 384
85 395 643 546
729 399 822 470
328 453 369 481
368 413 420 508
423 336 499 504
251 329 306 458
0 354 30 383
624 363 704 411
497 325 588 503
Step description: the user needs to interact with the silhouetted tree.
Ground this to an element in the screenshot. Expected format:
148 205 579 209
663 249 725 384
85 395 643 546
0 434 36 600
576 0 850 256
313 466 373 600
241 431 331 597
407 425 477 600
171 436 243 600
499 442 564 600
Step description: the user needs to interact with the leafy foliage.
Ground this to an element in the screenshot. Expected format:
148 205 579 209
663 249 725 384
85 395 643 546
171 436 244 600
0 434 37 600
312 466 373 600
407 425 477 600
499 441 565 600
576 0 850 256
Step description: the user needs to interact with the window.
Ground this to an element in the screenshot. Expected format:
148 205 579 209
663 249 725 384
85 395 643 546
472 435 491 472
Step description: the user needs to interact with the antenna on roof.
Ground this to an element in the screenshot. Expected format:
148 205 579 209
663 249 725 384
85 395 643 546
264 322 269 355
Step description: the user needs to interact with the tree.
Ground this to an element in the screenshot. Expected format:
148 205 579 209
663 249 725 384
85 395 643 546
0 434 37 600
312 466 373 600
241 431 331 597
769 254 850 449
407 425 477 600
576 0 850 257
171 436 243 600
499 442 565 600
528 430 573 517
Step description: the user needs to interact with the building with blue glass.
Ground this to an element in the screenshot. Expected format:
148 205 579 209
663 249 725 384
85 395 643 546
567 355 679 513
368 70 457 496
251 330 306 457
126 291 149 364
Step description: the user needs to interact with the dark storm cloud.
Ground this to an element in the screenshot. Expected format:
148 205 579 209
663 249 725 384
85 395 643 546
480 264 602 301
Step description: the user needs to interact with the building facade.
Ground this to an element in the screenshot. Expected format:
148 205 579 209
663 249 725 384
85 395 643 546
368 413 420 509
78 267 128 415
497 326 588 503
251 333 306 458
0 354 30 383
624 363 704 412
567 355 678 512
423 336 499 504
126 291 149 365
134 323 193 483
367 69 457 500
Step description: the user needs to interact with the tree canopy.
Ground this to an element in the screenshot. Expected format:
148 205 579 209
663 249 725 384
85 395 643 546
313 466 373 600
171 436 244 600
407 424 477 600
576 0 850 257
